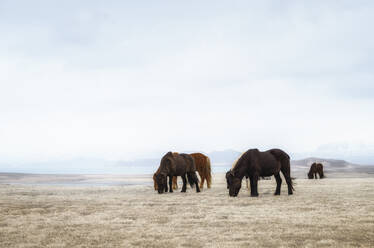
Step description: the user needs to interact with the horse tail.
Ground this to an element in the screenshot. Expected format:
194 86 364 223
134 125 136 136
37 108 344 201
284 164 295 192
205 157 212 188
172 176 178 189
285 159 295 191
187 172 199 188
273 150 295 191
290 177 296 191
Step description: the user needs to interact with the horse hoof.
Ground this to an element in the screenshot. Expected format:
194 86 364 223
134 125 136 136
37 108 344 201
250 194 259 197
274 192 280 195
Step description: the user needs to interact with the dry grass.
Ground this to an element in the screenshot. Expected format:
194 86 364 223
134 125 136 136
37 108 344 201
0 175 373 247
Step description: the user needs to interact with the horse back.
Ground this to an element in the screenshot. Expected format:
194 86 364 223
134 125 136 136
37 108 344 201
257 151 281 176
175 153 196 174
310 163 317 172
269 149 290 161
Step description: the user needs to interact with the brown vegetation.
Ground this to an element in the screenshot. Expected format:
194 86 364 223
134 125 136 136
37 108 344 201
0 176 373 247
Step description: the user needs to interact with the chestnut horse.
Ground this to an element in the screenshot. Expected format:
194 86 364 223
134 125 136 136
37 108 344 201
190 153 212 189
308 163 324 179
154 152 200 194
226 148 294 197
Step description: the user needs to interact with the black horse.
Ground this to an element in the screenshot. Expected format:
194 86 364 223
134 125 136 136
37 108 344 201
308 163 324 179
226 148 294 197
154 152 200 194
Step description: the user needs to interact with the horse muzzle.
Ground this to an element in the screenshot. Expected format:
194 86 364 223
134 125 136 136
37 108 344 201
229 192 238 197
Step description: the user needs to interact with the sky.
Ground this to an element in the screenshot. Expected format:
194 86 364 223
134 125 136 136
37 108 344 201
1 0 374 165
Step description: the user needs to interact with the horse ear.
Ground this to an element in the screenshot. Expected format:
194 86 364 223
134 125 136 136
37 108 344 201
230 170 235 176
167 151 173 155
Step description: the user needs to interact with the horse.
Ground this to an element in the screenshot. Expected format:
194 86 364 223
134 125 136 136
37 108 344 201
154 152 200 194
226 148 294 197
153 152 211 190
190 153 212 189
308 163 324 179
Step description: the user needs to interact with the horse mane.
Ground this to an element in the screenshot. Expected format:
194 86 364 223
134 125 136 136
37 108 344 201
231 152 245 170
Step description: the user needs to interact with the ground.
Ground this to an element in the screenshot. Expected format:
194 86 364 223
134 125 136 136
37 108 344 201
0 175 373 247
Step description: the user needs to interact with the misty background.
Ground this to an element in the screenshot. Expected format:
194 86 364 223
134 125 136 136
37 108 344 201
1 1 374 174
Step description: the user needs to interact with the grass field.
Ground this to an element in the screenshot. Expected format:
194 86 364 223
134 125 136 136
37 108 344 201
0 175 373 247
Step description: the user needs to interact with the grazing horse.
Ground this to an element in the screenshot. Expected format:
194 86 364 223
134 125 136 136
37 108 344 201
190 153 212 189
308 163 324 179
154 152 200 194
153 152 212 190
226 148 294 197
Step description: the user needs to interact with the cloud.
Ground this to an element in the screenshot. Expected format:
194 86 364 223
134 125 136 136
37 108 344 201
0 0 373 163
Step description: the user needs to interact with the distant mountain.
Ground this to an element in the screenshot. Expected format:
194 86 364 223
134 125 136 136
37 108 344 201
291 157 374 178
291 157 353 168
294 142 374 165
207 149 242 165
1 148 373 175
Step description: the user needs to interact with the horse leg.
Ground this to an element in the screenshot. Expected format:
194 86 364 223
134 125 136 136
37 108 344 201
168 176 173 193
314 173 317 179
274 173 282 195
246 176 249 190
200 177 205 189
250 175 259 197
181 174 187 193
249 177 254 195
190 172 201 193
154 179 158 191
173 176 178 189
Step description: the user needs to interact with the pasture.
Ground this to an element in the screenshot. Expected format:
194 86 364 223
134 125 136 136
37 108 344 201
0 175 373 247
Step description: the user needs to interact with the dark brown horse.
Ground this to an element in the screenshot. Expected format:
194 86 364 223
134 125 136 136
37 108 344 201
154 152 200 194
308 163 324 179
190 153 212 189
226 148 294 197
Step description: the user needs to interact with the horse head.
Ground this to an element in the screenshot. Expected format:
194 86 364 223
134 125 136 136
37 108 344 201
226 170 242 197
155 173 167 194
307 172 314 179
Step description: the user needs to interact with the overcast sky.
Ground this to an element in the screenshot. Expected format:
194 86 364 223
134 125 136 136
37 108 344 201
1 0 373 163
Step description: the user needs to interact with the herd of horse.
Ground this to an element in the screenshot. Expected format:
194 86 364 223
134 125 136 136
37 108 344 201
153 149 325 196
